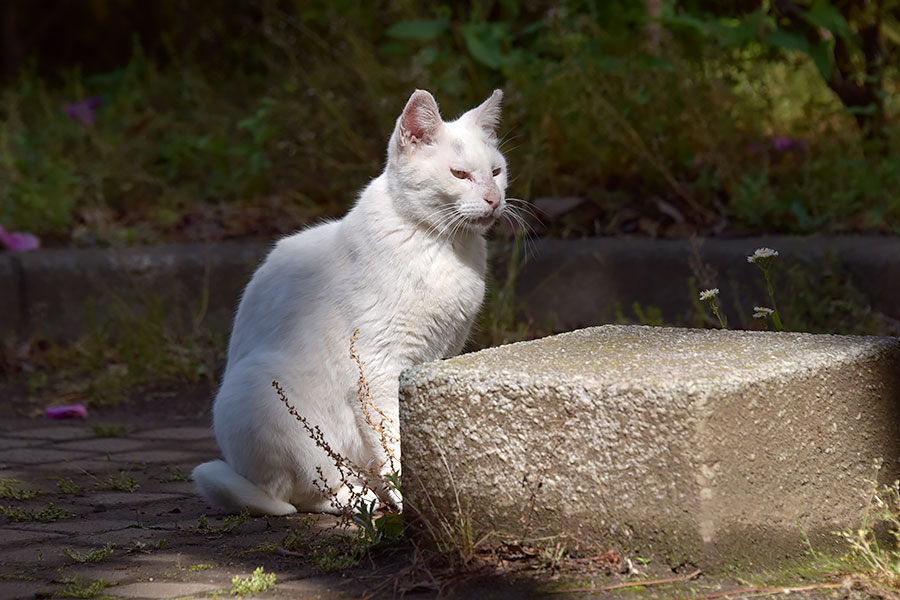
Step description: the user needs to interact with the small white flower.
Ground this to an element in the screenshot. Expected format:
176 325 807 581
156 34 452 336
699 288 719 301
747 247 779 263
753 306 774 319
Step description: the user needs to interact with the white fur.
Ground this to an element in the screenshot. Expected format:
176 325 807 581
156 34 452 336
193 90 508 515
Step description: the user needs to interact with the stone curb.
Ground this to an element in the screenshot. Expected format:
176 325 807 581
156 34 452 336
1 236 898 342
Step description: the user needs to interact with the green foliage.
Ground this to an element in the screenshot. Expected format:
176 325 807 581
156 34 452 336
92 424 131 438
56 575 112 599
159 466 191 483
125 537 167 554
105 471 139 492
0 479 40 500
776 254 882 335
63 543 115 564
0 502 72 522
353 497 405 546
0 1 897 245
615 302 666 327
231 567 276 596
57 478 83 494
11 291 224 407
181 509 250 535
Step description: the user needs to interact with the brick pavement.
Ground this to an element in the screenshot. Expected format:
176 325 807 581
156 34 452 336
0 413 369 599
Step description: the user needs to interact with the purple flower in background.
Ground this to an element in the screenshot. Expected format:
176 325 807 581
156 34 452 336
63 96 103 126
45 404 89 419
0 224 40 251
771 135 805 153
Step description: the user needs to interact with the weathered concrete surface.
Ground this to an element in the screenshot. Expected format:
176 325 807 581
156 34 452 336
399 325 900 569
1 243 268 340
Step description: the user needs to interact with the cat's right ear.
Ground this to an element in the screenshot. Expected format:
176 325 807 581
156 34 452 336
396 90 442 151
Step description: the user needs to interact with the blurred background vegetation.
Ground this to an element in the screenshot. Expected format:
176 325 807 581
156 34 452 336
1 0 898 247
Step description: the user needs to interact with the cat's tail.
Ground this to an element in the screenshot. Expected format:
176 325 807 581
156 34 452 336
192 460 297 517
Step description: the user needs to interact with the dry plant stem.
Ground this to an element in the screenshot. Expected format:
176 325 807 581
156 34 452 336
548 568 701 594
690 581 843 600
348 328 399 473
273 379 375 515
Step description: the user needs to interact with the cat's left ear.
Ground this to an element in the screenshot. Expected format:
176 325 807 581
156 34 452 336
466 89 503 138
397 89 443 150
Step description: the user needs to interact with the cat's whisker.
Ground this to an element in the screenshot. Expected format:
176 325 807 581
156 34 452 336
498 132 520 150
506 198 544 226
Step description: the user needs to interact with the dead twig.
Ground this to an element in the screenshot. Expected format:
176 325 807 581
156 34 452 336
689 581 842 599
548 568 701 594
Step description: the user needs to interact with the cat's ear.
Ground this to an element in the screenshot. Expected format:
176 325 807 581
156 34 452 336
466 89 503 137
397 89 443 150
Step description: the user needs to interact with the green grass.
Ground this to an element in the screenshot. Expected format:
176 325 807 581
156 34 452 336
0 502 73 522
91 424 132 438
104 471 139 492
231 567 276 596
57 478 84 494
56 575 113 599
4 291 224 407
180 509 250 535
63 543 115 564
0 479 41 500
159 466 191 483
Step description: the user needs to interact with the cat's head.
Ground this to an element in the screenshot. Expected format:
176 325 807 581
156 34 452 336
386 89 507 237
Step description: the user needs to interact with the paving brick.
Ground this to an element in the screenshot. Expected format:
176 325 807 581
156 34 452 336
132 427 213 441
55 438 151 453
112 580 219 598
8 519 136 535
60 563 140 585
66 525 173 549
0 438 34 451
0 447 93 465
35 458 128 474
0 579 57 600
0 528 65 546
69 492 185 508
5 427 92 441
0 543 70 567
110 450 208 465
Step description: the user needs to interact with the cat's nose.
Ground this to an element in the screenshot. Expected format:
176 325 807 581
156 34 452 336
484 188 501 208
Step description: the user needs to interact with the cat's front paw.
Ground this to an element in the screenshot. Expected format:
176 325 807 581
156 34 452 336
376 483 403 512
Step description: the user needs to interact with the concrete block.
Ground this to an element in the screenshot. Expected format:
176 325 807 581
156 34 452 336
399 325 900 568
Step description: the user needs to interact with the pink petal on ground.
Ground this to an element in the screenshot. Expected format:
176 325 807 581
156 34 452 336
44 404 89 419
0 225 40 251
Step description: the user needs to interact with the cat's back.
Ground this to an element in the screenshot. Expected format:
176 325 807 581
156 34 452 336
227 219 344 364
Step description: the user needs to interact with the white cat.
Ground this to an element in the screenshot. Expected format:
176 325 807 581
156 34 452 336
193 89 508 516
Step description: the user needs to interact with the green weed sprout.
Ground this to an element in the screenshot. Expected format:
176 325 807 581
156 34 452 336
699 288 727 329
747 248 784 330
231 566 276 596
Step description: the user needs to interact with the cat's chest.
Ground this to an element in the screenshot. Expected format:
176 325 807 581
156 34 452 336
358 237 485 360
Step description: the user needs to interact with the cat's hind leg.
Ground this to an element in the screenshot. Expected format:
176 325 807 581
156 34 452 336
193 459 297 516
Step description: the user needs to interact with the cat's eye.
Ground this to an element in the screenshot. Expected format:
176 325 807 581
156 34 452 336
492 167 502 177
451 168 469 179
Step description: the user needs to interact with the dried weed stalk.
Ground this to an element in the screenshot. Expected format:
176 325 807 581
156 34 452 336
272 328 401 525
